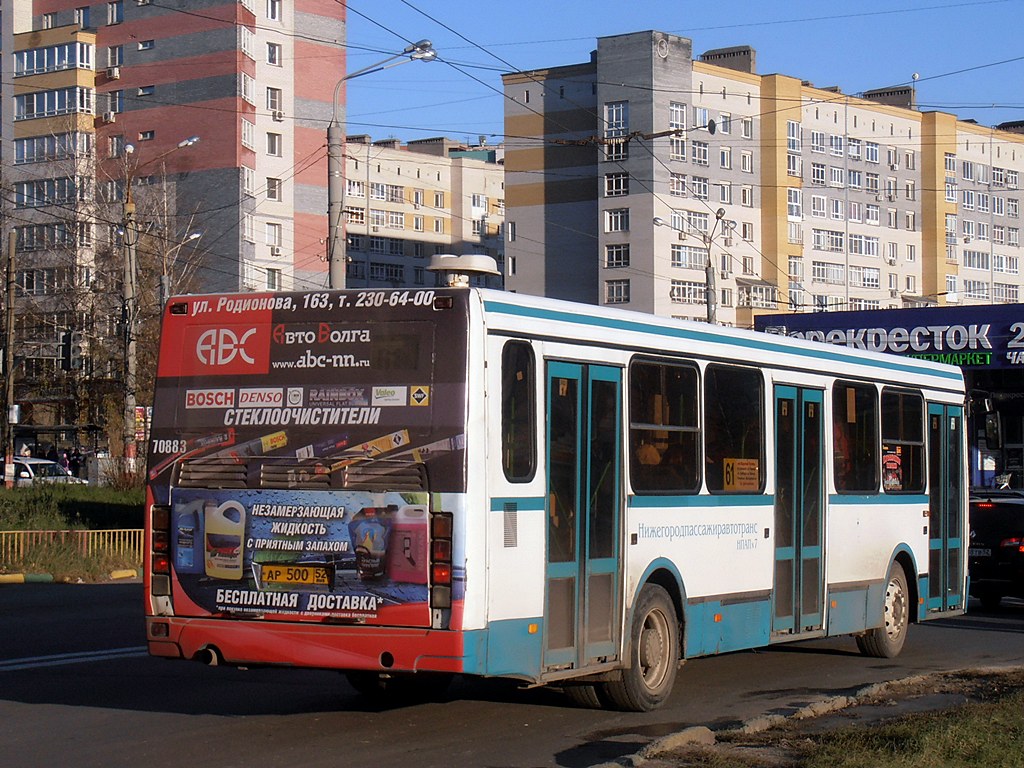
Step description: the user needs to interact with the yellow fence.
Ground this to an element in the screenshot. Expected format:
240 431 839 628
0 529 143 564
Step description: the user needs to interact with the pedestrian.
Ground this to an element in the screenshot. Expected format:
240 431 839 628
70 449 82 478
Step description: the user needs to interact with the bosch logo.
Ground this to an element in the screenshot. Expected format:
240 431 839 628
196 328 257 366
185 389 235 409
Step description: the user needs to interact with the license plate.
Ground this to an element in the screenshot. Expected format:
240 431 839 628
260 564 330 586
968 548 991 558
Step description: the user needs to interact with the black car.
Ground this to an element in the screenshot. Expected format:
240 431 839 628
968 489 1024 610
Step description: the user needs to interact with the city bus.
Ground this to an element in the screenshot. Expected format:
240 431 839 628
144 284 967 711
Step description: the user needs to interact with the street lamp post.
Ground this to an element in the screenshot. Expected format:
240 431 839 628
122 136 199 463
654 208 728 324
327 40 436 289
160 231 202 306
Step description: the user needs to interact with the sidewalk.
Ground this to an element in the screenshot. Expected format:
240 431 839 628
0 569 138 584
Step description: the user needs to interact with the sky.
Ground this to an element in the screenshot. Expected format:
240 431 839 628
342 0 1024 144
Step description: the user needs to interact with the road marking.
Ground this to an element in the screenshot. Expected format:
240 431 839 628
0 646 148 671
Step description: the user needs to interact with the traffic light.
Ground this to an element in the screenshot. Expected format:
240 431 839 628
60 329 73 371
60 329 83 371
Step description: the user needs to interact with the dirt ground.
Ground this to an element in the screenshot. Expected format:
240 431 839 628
630 667 1024 768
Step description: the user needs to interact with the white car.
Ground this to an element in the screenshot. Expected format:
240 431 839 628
13 458 87 486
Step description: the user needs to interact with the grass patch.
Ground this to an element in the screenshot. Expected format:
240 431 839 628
0 485 144 579
665 669 1024 768
800 690 1024 768
0 485 144 530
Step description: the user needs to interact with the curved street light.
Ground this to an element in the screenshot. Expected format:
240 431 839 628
327 40 437 289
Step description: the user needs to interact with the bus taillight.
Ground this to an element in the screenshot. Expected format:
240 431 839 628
151 504 172 596
430 511 453 612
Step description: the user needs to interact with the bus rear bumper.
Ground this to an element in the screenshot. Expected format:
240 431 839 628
145 616 464 673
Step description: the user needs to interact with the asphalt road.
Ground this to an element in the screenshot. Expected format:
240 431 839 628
1 583 1022 768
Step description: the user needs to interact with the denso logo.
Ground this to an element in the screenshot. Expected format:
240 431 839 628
196 328 258 366
237 388 284 408
185 389 235 409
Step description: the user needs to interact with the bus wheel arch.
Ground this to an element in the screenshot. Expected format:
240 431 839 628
603 572 683 712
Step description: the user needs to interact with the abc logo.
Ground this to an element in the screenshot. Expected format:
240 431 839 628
196 328 257 366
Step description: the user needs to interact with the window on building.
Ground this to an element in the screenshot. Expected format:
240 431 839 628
138 40 154 50
605 173 629 197
605 208 629 232
266 177 282 200
604 101 629 161
108 46 123 66
267 0 281 20
240 73 256 105
267 42 282 65
265 222 282 245
692 141 709 166
267 87 282 112
241 118 255 150
266 132 282 156
76 6 91 28
138 130 154 141
605 244 630 268
605 279 630 304
108 1 124 24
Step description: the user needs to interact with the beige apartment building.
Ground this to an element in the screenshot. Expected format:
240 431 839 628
502 30 1024 327
342 135 505 288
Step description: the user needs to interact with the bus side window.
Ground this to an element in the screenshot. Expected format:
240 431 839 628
501 341 536 482
704 364 764 493
880 389 924 493
628 360 700 494
833 382 879 492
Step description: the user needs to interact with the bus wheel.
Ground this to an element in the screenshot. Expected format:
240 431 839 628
345 671 453 703
602 583 679 711
856 563 909 658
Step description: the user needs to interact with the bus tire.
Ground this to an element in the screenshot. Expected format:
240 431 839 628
856 562 909 658
602 583 679 712
563 683 606 709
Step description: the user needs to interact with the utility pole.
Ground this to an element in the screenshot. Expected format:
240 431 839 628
3 231 16 487
123 196 138 463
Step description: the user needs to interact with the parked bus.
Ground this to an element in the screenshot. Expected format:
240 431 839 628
145 285 967 711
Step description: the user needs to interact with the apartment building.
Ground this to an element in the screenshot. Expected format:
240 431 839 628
502 30 1024 327
342 135 505 288
2 0 342 428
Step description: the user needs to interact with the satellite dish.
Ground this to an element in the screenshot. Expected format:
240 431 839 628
707 119 717 135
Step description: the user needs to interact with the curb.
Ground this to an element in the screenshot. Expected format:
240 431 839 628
0 569 138 584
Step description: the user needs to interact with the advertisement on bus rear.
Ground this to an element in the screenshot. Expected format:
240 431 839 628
148 289 469 623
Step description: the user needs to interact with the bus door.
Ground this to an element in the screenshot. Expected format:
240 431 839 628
772 386 825 635
927 404 964 612
544 362 622 671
